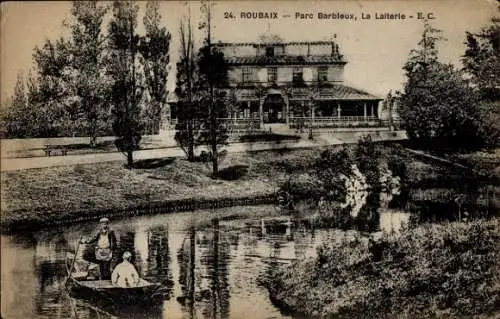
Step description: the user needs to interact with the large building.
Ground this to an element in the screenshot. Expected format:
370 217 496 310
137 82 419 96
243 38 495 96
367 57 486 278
214 35 383 131
166 35 386 133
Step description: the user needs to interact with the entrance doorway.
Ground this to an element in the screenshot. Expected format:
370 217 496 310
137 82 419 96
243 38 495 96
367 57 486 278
263 94 286 123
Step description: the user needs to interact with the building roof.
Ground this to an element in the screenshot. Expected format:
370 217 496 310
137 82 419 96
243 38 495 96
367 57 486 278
225 55 346 66
292 84 381 100
215 41 337 47
233 84 381 101
318 84 381 100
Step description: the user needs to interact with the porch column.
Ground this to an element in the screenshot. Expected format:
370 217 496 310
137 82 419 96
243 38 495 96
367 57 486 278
309 98 314 139
310 99 315 124
363 102 367 119
337 102 341 118
370 104 374 117
259 98 264 128
285 98 290 124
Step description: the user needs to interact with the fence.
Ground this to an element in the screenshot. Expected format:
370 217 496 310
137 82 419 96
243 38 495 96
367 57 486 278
168 116 386 134
289 116 381 129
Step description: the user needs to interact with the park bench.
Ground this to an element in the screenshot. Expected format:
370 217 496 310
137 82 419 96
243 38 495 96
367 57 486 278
44 145 68 156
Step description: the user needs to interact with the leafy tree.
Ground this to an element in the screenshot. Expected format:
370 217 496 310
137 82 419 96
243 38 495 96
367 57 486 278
67 1 109 146
106 0 145 167
397 22 484 153
32 38 73 137
462 16 500 148
138 0 171 135
3 73 29 137
313 146 353 201
4 3 108 140
462 17 500 94
197 0 230 177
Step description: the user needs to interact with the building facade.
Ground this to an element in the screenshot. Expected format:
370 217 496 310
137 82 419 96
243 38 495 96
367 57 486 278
166 35 385 133
214 36 383 132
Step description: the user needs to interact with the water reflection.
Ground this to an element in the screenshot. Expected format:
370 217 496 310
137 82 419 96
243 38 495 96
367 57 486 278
1 182 497 319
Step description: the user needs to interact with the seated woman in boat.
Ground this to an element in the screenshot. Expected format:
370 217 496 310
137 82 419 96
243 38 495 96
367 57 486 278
111 251 140 287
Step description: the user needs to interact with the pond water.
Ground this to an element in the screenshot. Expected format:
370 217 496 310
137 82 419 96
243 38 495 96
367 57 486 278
1 185 496 319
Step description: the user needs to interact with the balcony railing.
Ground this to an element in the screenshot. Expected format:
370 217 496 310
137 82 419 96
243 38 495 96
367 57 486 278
290 116 381 129
168 115 385 133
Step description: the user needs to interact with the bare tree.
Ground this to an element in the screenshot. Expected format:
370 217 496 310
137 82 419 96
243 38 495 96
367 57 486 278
174 8 198 161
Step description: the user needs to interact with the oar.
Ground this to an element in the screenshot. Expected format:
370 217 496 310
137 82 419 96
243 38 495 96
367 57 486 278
63 236 83 289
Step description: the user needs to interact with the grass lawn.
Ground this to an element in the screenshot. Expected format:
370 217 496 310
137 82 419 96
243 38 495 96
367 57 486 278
0 148 323 227
2 144 496 229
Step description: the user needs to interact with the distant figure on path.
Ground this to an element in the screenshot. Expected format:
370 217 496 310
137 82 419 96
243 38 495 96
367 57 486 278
112 251 141 287
81 217 117 280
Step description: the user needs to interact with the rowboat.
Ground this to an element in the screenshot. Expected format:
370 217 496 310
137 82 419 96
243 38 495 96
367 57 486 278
68 276 164 308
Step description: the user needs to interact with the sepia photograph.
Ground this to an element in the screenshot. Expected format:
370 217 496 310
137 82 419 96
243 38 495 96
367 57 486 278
1 0 499 318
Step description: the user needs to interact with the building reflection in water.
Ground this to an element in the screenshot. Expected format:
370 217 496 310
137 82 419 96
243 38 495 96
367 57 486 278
177 226 197 318
146 226 173 293
134 223 149 275
1 236 38 319
379 190 411 235
34 232 69 318
119 230 137 266
351 191 381 233
177 219 231 319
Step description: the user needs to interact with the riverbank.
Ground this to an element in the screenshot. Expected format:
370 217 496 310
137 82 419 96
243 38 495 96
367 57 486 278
0 148 323 232
2 145 497 233
264 218 500 318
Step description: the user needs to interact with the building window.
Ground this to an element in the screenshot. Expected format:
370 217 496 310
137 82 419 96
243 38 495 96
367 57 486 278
268 67 277 83
242 68 253 83
293 67 303 84
266 47 274 57
318 66 328 82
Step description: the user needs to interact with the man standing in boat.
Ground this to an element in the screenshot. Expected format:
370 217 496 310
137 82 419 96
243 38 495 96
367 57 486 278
81 217 117 280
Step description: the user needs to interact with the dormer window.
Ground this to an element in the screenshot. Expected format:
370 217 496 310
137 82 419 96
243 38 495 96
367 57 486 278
266 47 275 57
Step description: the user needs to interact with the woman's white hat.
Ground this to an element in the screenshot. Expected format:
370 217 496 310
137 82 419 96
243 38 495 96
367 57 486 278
99 217 110 223
123 251 132 259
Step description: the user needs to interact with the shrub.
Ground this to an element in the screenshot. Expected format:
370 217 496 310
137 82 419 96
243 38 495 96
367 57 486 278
264 219 500 318
278 173 323 209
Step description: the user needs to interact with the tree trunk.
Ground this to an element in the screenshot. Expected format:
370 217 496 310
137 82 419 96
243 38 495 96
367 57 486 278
210 101 218 178
89 135 97 148
211 218 219 318
127 150 134 167
188 146 194 162
212 141 218 178
188 226 195 309
187 120 194 162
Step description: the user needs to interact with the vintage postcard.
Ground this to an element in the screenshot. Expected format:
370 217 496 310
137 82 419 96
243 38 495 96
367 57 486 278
1 0 499 318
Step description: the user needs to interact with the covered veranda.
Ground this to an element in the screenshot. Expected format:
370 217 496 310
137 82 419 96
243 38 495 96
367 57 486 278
218 85 383 132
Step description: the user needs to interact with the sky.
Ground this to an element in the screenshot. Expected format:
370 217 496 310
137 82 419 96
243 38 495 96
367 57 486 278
1 0 497 105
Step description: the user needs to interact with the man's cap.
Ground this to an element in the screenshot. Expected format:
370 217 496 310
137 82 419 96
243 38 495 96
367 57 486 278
99 217 110 223
123 251 132 259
